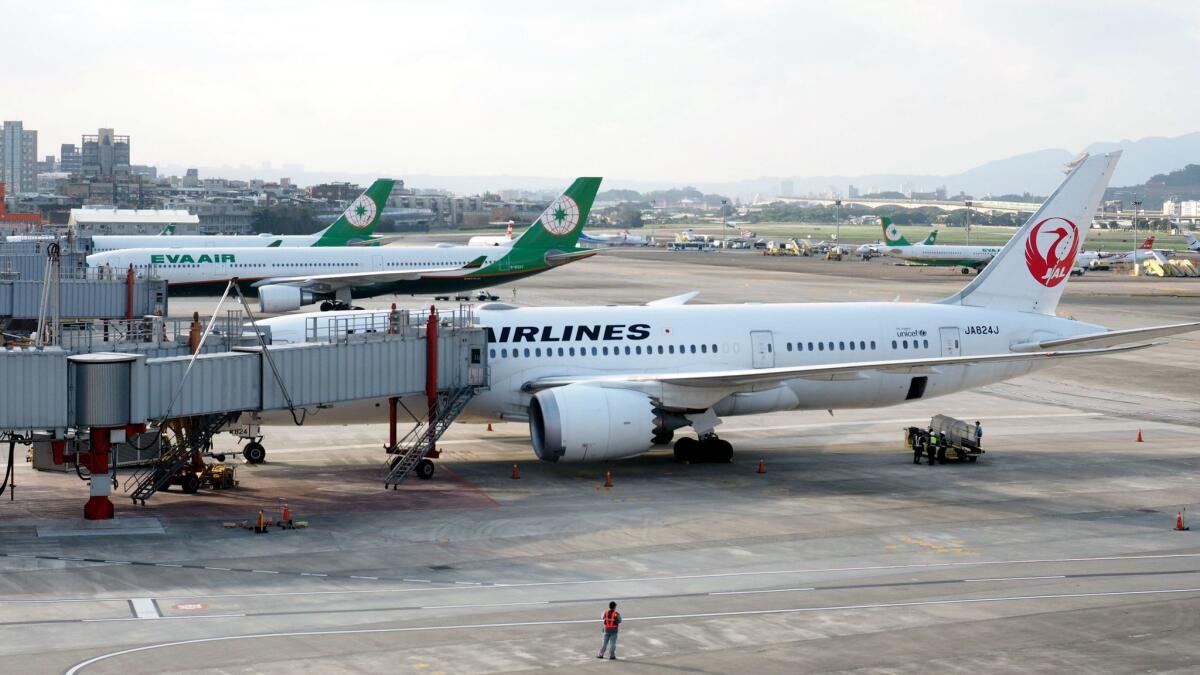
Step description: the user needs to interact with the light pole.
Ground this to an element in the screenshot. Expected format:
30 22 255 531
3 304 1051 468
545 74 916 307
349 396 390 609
721 198 728 248
965 200 973 246
834 199 842 253
1131 198 1142 277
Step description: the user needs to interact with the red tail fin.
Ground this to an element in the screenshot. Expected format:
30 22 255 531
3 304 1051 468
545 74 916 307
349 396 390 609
1139 236 1154 249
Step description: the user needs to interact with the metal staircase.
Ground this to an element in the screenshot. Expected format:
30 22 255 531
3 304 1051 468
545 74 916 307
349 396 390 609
381 386 476 487
125 412 239 504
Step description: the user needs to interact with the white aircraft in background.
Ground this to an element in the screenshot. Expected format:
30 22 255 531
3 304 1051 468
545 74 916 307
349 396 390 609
82 180 396 252
579 229 652 246
467 221 517 247
88 178 603 312
880 218 1001 273
1186 232 1199 251
1075 236 1159 269
259 152 1198 467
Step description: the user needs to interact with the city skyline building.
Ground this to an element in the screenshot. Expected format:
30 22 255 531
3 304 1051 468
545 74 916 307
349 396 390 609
81 128 130 178
59 143 82 174
0 120 38 194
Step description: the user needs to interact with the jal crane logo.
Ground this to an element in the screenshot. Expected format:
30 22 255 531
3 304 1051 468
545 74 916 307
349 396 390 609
540 195 580 237
1024 217 1079 288
345 194 377 229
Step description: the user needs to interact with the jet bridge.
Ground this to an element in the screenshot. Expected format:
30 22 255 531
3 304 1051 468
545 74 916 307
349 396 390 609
0 307 488 518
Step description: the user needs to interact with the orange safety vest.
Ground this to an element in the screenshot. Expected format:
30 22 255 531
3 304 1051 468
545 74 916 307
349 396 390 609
603 610 619 630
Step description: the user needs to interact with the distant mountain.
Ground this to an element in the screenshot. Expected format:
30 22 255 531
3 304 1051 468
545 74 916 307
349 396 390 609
161 132 1200 201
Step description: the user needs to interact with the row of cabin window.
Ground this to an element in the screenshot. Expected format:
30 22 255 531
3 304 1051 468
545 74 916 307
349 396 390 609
783 338 931 352
785 339 877 353
489 343 721 359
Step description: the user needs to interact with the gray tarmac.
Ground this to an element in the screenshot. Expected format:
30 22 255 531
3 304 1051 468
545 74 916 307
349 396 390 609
2 250 1200 674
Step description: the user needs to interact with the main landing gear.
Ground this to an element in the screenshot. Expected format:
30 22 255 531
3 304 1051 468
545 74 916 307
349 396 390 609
673 434 733 463
319 301 363 311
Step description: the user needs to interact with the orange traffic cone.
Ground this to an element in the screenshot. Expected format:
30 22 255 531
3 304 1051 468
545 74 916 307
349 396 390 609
281 501 291 523
487 422 493 432
604 470 613 488
1176 511 1190 531
1136 429 1144 442
511 464 520 480
757 459 766 474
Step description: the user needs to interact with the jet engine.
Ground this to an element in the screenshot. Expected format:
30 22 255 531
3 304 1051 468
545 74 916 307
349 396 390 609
258 285 316 313
529 385 665 462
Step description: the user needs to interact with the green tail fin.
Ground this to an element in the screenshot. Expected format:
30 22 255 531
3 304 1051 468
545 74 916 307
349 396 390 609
267 239 283 247
921 229 937 245
313 178 395 246
510 177 602 250
159 224 176 236
880 216 911 246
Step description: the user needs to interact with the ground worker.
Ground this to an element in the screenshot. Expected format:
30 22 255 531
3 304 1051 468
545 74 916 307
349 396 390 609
975 420 983 448
597 601 621 660
912 429 926 464
927 430 938 465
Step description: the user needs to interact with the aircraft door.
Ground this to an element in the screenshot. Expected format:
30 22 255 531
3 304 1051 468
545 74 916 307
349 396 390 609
750 330 774 368
939 327 961 357
371 254 383 272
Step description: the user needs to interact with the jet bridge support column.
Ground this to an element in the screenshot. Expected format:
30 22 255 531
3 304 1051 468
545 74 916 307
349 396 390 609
425 306 440 459
82 427 115 520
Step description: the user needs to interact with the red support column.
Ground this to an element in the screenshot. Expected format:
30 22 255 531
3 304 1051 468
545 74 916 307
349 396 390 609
83 427 115 520
387 396 398 452
125 264 135 320
425 306 440 458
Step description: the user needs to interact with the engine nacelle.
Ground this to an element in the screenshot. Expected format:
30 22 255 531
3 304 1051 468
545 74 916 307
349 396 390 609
529 385 658 462
258 285 315 313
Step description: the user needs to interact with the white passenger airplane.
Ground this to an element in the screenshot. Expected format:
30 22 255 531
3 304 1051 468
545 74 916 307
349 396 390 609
86 180 396 252
259 152 1199 465
467 221 516 247
1187 232 1200 252
880 217 1002 273
88 178 602 312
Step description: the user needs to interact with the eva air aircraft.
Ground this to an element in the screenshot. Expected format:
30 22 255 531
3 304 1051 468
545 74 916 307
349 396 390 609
88 178 602 312
880 216 1003 273
87 179 396 253
257 152 1198 468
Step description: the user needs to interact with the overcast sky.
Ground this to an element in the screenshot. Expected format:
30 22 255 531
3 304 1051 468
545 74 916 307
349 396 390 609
4 1 1198 183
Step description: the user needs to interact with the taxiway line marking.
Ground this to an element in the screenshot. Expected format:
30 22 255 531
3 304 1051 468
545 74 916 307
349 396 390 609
421 601 550 610
7 552 1200 603
81 613 245 623
64 586 1200 675
710 587 815 596
964 575 1066 583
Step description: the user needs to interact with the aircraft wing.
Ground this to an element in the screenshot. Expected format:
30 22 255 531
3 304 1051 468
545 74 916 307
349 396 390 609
522 344 1154 404
347 235 404 246
1010 321 1200 352
251 256 486 291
